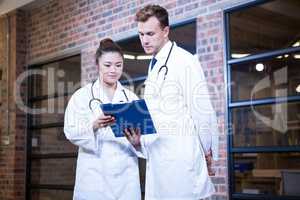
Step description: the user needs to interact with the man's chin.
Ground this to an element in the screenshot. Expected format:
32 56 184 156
144 49 154 55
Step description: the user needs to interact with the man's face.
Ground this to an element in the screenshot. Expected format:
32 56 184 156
137 16 169 55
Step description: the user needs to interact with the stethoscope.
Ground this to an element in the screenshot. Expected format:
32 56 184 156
155 41 174 81
88 80 129 111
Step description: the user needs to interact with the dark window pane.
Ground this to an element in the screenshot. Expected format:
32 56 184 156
31 158 76 185
232 102 300 147
31 96 71 125
231 52 300 101
31 189 73 200
31 127 77 155
234 152 300 196
31 56 80 97
122 59 149 81
229 0 300 59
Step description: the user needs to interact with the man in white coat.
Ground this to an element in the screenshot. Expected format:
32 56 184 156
125 4 219 200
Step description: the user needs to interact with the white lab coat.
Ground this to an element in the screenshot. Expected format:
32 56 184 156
139 41 219 200
64 79 141 200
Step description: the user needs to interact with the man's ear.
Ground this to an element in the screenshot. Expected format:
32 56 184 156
163 26 169 38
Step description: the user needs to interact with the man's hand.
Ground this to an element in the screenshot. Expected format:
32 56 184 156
93 115 115 132
205 150 215 176
124 128 141 150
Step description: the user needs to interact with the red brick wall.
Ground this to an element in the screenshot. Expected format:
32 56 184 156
0 0 257 199
198 11 228 198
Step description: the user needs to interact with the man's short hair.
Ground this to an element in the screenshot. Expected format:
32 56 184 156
135 4 169 28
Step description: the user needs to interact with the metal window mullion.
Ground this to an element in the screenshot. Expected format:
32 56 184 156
31 153 77 159
224 10 236 199
229 95 300 108
29 122 64 130
30 184 74 191
228 46 300 65
29 91 73 102
26 69 33 200
231 146 300 153
232 193 300 200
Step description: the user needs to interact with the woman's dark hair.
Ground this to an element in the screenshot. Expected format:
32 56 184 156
135 4 169 29
95 38 123 65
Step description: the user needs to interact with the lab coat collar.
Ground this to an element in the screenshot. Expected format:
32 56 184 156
147 41 175 76
154 40 175 62
93 78 125 103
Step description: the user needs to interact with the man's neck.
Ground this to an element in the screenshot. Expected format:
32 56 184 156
154 39 170 57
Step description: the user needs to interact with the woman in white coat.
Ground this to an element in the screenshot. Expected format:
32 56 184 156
64 38 141 200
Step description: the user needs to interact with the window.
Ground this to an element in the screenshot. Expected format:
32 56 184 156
225 0 300 199
27 55 81 200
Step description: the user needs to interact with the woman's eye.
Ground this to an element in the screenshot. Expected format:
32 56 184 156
116 64 122 68
104 64 110 67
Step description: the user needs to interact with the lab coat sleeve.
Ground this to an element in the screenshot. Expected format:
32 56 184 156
181 56 219 161
64 90 103 154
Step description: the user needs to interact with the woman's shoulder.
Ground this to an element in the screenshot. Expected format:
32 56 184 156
70 82 92 100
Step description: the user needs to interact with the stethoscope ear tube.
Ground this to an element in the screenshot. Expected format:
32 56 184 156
157 42 174 81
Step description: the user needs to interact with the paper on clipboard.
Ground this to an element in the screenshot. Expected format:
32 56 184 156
100 99 157 137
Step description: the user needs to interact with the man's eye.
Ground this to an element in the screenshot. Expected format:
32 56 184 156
148 32 154 36
104 64 110 67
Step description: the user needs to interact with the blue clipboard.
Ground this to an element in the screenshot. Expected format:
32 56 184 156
100 99 157 137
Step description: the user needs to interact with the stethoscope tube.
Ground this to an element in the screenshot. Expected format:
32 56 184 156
157 41 174 80
88 80 129 111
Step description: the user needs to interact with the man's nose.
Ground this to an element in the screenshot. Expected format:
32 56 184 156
142 35 149 44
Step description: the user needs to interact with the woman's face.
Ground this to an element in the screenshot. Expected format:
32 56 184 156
98 52 123 86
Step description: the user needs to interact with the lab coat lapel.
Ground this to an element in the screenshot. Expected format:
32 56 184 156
144 41 175 99
111 82 128 103
145 41 174 83
93 78 110 104
88 78 109 117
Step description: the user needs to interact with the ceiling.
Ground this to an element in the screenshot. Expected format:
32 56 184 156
0 0 36 15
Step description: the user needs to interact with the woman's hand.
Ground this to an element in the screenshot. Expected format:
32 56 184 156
93 115 115 132
124 128 141 150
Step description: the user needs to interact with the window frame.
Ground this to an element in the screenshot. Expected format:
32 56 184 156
224 0 300 199
26 54 80 200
